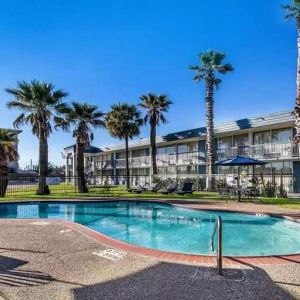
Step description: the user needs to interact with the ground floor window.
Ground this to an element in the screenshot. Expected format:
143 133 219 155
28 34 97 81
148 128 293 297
131 168 150 176
254 162 292 175
218 166 249 175
177 166 198 174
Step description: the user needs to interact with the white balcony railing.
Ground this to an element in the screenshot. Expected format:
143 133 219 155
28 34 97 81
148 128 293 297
87 142 299 171
95 160 114 170
130 156 150 167
157 152 205 166
217 142 299 161
115 157 150 168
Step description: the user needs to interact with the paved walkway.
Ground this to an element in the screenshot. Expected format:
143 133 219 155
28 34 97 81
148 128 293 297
0 219 299 300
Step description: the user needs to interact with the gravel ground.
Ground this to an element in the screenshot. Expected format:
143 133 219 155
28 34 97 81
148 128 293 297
0 219 298 300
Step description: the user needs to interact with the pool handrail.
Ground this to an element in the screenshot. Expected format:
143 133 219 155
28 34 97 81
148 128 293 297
209 216 223 276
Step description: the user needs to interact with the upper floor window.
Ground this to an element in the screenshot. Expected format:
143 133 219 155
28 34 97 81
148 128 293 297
233 134 249 147
271 128 293 143
157 146 176 155
218 136 232 149
254 128 292 145
177 142 198 153
177 144 188 154
131 148 150 158
101 153 111 161
116 152 125 159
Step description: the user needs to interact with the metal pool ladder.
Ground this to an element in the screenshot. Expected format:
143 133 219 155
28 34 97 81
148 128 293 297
209 216 223 276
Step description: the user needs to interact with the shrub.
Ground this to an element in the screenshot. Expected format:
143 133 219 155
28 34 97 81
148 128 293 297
261 181 277 198
216 178 228 191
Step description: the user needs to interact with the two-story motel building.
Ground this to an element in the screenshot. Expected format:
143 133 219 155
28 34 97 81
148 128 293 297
64 110 300 192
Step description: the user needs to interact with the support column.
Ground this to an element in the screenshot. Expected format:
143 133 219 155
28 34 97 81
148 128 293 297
149 146 153 185
112 153 117 185
248 131 254 174
65 155 68 178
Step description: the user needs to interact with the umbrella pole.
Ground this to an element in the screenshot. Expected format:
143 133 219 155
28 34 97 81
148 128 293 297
237 166 241 202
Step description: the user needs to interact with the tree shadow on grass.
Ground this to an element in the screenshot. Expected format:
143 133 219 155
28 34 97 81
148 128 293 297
73 261 294 300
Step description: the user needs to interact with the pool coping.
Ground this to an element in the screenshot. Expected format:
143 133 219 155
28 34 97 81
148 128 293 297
1 198 300 266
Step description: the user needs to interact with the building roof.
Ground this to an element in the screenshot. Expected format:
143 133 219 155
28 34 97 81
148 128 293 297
64 144 102 154
100 110 294 152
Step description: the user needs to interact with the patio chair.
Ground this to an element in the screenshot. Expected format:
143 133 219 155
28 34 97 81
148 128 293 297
158 182 178 195
174 181 194 195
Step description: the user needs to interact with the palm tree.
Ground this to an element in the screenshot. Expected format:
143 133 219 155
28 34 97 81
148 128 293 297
283 1 300 145
189 50 233 191
6 80 68 195
55 102 105 193
139 93 172 176
105 103 143 188
0 129 18 197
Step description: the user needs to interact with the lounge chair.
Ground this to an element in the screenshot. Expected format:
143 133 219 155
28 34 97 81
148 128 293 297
174 181 194 195
158 182 178 194
147 183 161 193
127 183 149 194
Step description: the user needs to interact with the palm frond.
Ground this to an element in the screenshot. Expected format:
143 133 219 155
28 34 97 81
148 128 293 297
105 103 143 140
0 129 18 164
12 113 26 129
283 1 300 20
6 80 68 139
56 101 105 146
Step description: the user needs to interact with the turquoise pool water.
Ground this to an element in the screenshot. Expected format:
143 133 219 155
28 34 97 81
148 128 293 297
0 201 300 256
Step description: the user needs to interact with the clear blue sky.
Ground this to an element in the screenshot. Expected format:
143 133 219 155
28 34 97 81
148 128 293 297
0 0 297 166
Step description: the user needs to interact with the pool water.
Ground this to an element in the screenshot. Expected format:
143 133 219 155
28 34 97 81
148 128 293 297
0 201 300 257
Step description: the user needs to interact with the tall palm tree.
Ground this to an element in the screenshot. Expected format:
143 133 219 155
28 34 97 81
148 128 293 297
283 1 300 145
139 93 172 176
189 50 233 191
105 103 143 189
6 80 68 195
55 102 105 193
0 129 18 197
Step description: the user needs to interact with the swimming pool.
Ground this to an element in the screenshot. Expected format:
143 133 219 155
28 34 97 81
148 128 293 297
0 200 299 257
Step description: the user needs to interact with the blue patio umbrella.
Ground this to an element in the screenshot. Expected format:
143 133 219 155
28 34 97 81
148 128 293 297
215 155 267 167
215 155 266 201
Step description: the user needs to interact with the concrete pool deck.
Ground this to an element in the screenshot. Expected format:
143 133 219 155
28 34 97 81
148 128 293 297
0 199 299 299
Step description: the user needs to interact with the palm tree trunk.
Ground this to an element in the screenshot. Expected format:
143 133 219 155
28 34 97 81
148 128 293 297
37 133 50 195
295 17 300 155
0 151 9 197
76 142 88 193
125 136 130 189
205 77 216 191
150 121 158 175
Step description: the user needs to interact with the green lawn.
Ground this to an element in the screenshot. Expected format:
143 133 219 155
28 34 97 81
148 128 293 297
3 183 300 210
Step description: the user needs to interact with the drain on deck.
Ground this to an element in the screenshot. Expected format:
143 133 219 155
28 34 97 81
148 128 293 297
93 249 127 261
